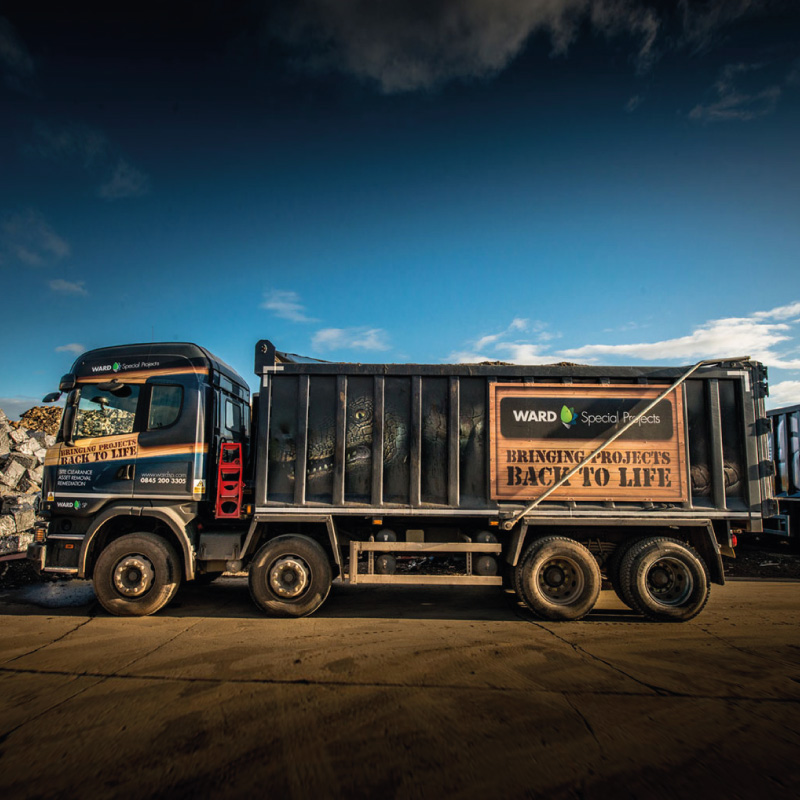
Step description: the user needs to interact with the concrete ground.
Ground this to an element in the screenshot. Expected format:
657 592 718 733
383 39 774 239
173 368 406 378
0 578 798 800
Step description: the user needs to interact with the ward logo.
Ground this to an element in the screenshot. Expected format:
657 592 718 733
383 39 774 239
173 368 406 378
560 405 578 429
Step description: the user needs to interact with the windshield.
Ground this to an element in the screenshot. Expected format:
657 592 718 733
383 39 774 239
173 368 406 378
74 384 140 439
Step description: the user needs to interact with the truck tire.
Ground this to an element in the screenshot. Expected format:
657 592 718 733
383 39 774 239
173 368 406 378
249 535 332 617
605 538 644 609
619 537 710 622
93 533 182 617
513 536 601 621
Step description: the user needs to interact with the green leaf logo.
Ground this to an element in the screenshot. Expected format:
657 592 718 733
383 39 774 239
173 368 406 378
73 500 80 510
112 362 120 372
560 405 577 428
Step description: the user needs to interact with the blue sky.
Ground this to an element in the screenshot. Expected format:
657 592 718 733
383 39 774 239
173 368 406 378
1 1 799 418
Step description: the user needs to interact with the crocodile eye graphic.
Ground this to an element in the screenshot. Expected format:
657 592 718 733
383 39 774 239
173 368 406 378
355 410 369 421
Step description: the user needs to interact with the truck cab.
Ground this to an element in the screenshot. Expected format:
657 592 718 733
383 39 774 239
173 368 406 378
30 342 250 591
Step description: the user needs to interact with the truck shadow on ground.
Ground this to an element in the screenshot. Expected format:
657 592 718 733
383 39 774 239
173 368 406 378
1 579 649 623
172 580 649 622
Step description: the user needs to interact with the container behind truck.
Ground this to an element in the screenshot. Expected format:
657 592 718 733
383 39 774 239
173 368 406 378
765 403 800 549
29 340 775 622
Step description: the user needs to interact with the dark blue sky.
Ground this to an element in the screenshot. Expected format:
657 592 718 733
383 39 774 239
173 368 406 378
1 1 799 416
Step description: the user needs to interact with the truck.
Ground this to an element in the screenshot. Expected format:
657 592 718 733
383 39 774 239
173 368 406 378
27 340 776 622
765 403 800 549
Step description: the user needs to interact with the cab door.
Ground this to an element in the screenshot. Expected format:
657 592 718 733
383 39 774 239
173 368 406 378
134 374 205 500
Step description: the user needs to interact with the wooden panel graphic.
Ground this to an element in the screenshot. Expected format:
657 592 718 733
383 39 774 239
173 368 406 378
490 383 687 502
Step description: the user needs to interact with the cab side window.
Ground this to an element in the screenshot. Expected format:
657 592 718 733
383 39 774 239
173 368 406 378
221 397 248 441
225 399 241 433
148 385 183 430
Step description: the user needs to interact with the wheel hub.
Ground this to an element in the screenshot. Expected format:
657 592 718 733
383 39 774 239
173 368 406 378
269 557 310 599
544 566 566 587
113 555 155 597
650 568 670 588
537 557 583 604
646 557 692 605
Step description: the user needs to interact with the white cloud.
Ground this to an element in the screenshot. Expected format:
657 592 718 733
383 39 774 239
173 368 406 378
472 334 501 352
495 343 560 364
29 123 151 199
1 210 70 267
273 1 786 94
312 327 390 352
0 16 34 93
55 343 85 355
689 62 782 123
49 279 87 296
448 301 800 370
98 159 151 200
625 94 642 113
561 305 800 369
448 319 557 364
274 0 661 93
474 317 530 350
752 301 800 321
678 0 762 52
261 289 318 322
768 381 800 408
32 122 110 167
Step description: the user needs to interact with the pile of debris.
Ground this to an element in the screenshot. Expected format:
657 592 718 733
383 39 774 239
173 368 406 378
1 407 57 556
15 406 62 437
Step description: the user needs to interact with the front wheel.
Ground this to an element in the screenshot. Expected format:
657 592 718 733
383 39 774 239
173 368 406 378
514 536 601 621
619 537 710 622
248 535 332 617
93 533 182 617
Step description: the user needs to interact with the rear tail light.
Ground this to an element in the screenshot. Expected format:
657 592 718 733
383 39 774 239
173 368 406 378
34 523 47 542
730 534 738 548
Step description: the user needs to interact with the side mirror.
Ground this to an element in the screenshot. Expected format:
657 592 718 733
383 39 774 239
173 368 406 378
59 373 77 392
61 389 80 447
42 392 62 403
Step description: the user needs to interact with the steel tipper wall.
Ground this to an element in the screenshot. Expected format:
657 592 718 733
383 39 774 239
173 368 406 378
252 341 773 530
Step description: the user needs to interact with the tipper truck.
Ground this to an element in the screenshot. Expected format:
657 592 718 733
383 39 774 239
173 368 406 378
28 340 776 622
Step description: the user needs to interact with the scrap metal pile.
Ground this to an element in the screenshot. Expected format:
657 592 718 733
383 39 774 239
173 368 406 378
0 407 60 556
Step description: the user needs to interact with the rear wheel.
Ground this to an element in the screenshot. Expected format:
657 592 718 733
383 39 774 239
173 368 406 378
620 537 710 622
248 535 332 617
93 533 182 617
514 536 601 621
606 538 643 609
